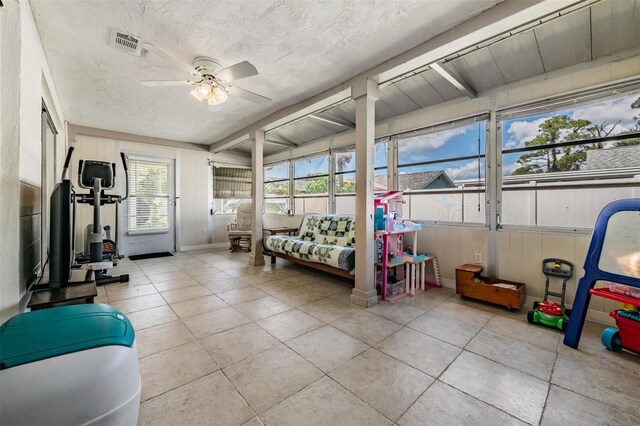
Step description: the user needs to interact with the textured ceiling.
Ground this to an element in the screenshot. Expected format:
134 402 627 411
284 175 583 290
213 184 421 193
30 0 500 144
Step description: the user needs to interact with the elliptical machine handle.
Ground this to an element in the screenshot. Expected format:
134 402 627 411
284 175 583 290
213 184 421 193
120 152 130 201
61 147 75 180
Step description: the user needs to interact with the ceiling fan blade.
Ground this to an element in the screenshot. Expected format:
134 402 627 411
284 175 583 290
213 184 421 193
227 86 272 107
140 80 196 86
217 61 258 82
142 42 198 76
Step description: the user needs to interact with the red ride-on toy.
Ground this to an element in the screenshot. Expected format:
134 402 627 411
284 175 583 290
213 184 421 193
528 259 573 331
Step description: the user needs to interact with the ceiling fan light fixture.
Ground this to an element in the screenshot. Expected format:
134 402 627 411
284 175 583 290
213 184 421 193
212 86 228 103
207 96 220 106
190 83 211 102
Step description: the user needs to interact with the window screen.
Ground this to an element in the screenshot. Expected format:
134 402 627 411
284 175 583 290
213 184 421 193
500 91 640 228
128 159 169 232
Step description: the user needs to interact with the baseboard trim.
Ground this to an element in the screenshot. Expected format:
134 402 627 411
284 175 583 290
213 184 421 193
427 275 614 326
179 242 228 251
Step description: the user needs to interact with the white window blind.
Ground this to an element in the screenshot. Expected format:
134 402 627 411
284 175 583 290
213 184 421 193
128 159 169 232
213 166 252 198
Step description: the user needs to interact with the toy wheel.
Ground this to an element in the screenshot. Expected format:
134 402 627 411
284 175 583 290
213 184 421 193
527 311 534 324
533 301 539 310
601 328 622 352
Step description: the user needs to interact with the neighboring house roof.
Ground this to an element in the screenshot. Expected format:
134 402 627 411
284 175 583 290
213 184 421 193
398 171 456 190
584 145 640 170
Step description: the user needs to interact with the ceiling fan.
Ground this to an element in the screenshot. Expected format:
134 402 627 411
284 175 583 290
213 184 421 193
139 43 272 110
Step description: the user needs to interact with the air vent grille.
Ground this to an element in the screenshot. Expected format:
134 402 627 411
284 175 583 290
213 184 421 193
110 29 143 56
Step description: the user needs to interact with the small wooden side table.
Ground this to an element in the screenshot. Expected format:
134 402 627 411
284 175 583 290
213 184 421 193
265 227 298 236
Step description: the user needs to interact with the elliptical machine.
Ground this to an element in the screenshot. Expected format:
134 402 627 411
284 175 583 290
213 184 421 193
73 151 130 285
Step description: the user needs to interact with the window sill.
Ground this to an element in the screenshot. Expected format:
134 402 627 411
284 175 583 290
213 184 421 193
127 229 170 236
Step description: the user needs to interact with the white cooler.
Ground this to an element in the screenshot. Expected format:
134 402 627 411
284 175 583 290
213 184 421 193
0 304 140 425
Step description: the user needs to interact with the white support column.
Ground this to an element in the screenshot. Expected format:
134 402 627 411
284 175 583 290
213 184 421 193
351 79 379 308
486 109 500 276
249 130 265 266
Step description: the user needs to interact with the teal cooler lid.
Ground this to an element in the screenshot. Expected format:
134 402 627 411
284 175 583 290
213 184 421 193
0 304 135 370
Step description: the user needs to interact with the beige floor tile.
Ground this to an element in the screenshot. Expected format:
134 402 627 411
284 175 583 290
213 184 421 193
233 296 292 321
271 287 325 307
191 271 238 286
298 297 361 323
440 351 548 424
331 311 401 346
242 417 264 426
110 293 166 314
204 279 251 294
396 288 454 311
139 371 254 426
170 294 227 318
551 351 639 415
146 271 189 283
218 287 269 305
398 381 526 426
160 285 212 304
105 283 157 302
136 320 195 358
122 275 151 286
258 280 305 296
466 329 556 380
407 302 492 347
183 307 251 339
140 265 179 275
375 327 461 378
287 325 369 373
484 315 561 352
139 341 218 401
224 345 323 414
257 309 325 341
367 301 426 325
126 305 179 331
239 273 281 285
301 280 353 296
200 323 280 368
152 277 200 293
328 291 353 305
262 376 391 426
330 348 433 421
541 385 637 426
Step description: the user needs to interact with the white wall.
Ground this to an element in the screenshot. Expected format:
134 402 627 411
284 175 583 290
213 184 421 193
70 132 247 253
1 0 66 323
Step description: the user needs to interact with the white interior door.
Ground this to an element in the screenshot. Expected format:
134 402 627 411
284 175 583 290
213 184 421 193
122 155 176 256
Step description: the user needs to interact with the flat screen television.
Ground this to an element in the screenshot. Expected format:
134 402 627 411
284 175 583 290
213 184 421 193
48 179 74 288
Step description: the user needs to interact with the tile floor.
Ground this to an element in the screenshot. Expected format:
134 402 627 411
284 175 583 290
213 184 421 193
99 249 639 426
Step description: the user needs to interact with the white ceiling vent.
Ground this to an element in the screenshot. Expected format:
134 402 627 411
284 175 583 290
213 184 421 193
110 29 143 56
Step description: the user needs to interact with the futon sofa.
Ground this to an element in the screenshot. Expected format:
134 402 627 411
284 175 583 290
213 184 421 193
265 214 356 279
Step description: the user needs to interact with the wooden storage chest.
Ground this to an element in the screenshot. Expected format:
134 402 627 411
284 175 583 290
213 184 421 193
455 264 525 310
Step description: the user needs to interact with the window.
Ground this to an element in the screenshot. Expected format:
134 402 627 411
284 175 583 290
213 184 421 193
264 161 290 214
397 121 487 223
212 166 251 213
294 154 329 214
334 142 388 214
500 92 640 229
128 159 169 232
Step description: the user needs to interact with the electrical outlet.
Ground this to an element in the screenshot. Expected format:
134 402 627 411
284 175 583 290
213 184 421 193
474 252 482 264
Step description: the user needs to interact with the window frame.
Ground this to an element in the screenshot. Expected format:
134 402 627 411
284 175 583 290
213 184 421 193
395 116 489 226
496 88 640 233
